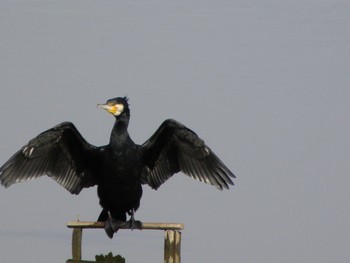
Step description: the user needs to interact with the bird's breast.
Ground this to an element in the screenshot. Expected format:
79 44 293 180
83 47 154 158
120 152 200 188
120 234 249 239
99 147 143 181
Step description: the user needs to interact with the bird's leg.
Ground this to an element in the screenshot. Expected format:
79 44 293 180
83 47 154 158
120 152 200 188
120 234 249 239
124 209 143 230
105 210 142 237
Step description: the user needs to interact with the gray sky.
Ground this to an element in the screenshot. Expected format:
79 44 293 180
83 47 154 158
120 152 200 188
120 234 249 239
1 1 350 262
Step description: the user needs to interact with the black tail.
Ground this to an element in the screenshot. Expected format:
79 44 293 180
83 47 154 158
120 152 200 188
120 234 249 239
97 209 109 222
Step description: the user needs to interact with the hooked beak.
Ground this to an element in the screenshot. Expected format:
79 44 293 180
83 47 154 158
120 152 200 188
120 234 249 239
97 103 124 116
97 103 112 110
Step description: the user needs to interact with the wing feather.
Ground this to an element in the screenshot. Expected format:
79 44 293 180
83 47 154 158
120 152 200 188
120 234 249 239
141 119 235 190
0 122 99 194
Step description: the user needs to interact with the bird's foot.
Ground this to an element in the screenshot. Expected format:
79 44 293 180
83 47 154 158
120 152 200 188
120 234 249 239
105 217 124 239
125 209 143 230
123 219 143 230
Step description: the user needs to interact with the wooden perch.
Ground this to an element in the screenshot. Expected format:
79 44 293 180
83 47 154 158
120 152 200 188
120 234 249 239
67 221 184 230
67 221 184 263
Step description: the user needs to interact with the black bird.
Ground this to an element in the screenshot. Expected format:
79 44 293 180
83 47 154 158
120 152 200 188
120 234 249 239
0 97 235 238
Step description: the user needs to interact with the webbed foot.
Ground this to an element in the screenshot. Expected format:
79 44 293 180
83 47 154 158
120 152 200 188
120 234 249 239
105 217 124 239
126 209 143 230
123 219 143 230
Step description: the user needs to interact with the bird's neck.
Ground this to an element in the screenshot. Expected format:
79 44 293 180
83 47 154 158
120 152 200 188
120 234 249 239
109 116 131 148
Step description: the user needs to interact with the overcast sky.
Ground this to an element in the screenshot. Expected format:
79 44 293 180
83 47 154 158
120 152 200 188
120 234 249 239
1 1 350 262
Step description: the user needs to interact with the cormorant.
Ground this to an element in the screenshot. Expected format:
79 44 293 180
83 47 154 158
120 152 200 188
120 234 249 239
0 97 235 238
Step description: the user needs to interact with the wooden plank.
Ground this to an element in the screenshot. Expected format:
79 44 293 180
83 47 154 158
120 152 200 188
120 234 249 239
67 221 184 230
164 230 175 263
67 260 93 263
174 231 181 263
164 230 181 263
72 228 82 261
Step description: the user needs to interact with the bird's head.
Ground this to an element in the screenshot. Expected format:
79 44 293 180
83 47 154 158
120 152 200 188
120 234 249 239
97 97 130 117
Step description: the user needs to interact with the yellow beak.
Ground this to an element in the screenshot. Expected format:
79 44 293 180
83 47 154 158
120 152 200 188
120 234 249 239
97 103 123 116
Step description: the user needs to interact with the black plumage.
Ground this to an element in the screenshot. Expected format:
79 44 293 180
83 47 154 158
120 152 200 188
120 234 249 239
0 97 235 238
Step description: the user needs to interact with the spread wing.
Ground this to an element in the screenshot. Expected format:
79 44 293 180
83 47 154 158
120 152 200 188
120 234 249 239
140 119 235 190
0 122 99 194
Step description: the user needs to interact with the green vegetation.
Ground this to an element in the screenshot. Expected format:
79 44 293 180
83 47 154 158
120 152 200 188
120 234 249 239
95 252 125 263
